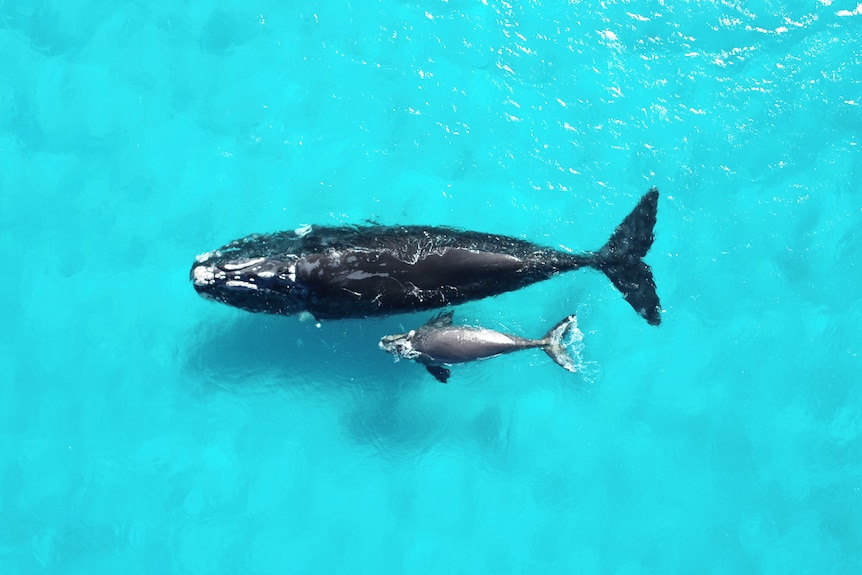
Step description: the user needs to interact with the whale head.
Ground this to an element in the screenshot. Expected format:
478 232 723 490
190 248 304 315
378 330 420 361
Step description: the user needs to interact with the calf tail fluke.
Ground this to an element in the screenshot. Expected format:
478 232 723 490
596 188 662 326
541 315 581 372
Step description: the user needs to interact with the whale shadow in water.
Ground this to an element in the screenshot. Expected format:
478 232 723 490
183 312 412 390
181 311 530 458
182 312 462 450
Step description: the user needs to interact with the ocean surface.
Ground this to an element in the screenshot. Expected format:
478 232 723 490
2 0 861 573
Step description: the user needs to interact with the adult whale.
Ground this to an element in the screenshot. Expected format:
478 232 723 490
190 188 662 325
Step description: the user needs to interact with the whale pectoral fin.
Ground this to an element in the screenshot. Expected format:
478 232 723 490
425 365 451 383
426 310 455 328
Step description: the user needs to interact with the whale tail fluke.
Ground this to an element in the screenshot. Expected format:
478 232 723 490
595 188 662 326
541 315 581 372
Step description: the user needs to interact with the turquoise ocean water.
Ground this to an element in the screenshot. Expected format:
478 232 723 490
2 0 861 572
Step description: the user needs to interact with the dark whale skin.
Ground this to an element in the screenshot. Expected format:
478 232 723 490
191 189 661 325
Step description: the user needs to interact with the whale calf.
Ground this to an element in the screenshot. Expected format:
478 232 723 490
191 188 661 325
379 311 581 383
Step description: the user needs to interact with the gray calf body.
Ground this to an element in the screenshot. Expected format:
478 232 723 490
379 311 580 383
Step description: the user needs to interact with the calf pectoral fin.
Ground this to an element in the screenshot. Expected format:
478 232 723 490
425 365 451 383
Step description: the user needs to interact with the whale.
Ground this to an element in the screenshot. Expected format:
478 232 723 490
190 188 661 325
379 311 581 383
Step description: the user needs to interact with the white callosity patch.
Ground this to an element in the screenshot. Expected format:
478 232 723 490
224 280 259 291
379 331 421 361
222 257 266 271
192 265 217 286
